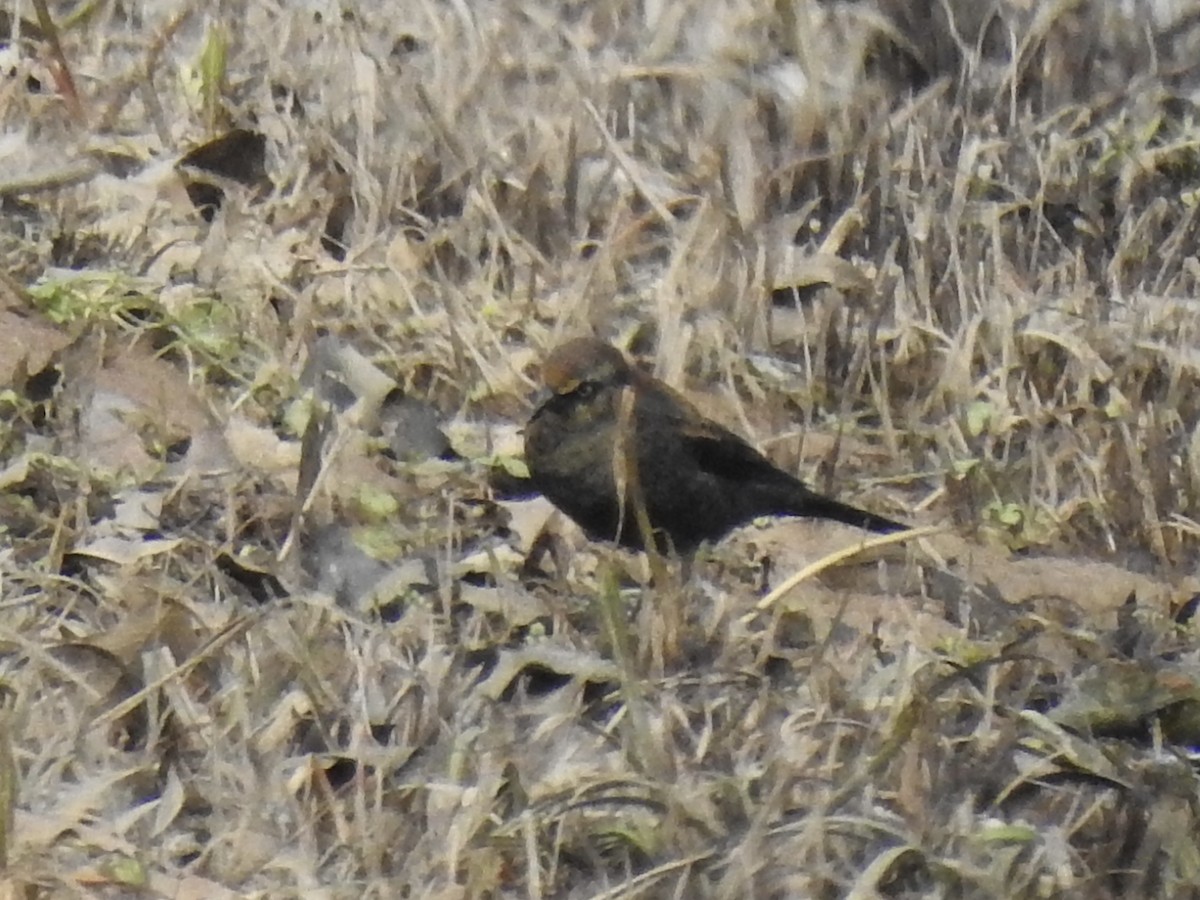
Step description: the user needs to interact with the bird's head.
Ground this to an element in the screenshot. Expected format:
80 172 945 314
536 338 632 425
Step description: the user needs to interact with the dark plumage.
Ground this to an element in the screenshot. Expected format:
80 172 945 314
524 338 906 552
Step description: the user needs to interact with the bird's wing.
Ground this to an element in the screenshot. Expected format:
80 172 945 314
629 377 789 484
676 417 794 483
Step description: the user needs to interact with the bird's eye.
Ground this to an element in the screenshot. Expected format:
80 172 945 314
572 381 598 400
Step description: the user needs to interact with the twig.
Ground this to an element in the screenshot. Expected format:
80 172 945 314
30 0 85 123
743 524 944 624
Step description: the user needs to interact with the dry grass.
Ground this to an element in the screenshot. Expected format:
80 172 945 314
5 0 1200 896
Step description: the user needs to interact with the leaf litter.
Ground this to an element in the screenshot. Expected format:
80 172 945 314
3 1 1200 897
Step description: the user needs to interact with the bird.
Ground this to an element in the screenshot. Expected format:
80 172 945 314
523 337 906 553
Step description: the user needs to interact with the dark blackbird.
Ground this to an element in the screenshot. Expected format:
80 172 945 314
524 338 907 553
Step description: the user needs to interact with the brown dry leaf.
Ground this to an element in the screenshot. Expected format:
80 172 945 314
72 338 211 432
144 873 240 900
304 335 395 422
69 536 181 566
252 690 315 757
497 496 558 554
457 581 550 627
56 335 230 477
476 644 619 702
0 456 32 492
455 545 527 579
0 308 71 388
925 535 1189 623
1019 320 1114 382
738 523 1193 654
15 772 145 849
321 436 405 501
735 518 938 649
76 387 162 475
41 643 148 747
1017 710 1131 787
738 516 915 574
770 252 874 299
89 573 206 667
1048 660 1200 736
107 489 163 532
443 420 524 465
150 766 187 838
224 415 301 475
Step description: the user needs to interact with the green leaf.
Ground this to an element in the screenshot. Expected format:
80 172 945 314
355 485 401 521
952 458 980 476
103 855 148 888
488 454 530 478
965 400 993 437
352 524 406 561
198 22 228 129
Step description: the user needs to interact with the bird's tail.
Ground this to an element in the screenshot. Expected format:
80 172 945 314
793 492 908 534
